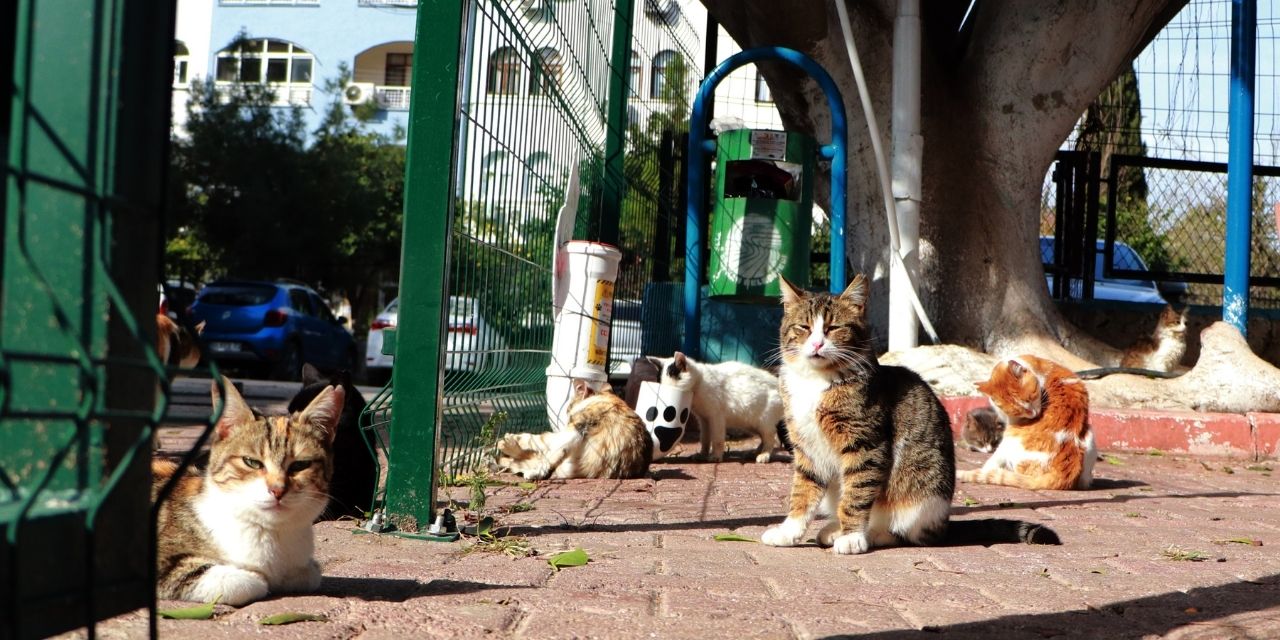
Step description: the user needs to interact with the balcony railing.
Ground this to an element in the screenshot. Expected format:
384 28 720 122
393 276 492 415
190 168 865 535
377 87 411 111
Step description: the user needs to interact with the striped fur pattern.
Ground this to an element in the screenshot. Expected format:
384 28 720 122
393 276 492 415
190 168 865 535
648 351 784 463
762 274 956 554
1120 304 1187 372
960 407 1004 453
494 379 652 480
156 314 205 369
960 355 1096 490
153 376 343 605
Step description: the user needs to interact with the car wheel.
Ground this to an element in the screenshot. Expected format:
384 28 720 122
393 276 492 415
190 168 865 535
273 340 303 382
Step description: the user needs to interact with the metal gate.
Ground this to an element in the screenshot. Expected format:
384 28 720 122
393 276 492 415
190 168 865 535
0 0 176 637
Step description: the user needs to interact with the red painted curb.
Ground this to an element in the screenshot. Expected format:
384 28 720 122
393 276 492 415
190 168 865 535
1249 412 1280 459
941 396 1274 460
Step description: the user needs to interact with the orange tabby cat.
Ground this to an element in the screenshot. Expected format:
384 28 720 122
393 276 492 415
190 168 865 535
959 355 1095 490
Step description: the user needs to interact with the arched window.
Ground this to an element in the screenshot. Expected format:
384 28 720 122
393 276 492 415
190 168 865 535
174 41 190 86
651 50 677 100
487 47 522 96
629 51 642 97
529 48 562 97
481 150 514 197
215 38 314 103
524 151 552 197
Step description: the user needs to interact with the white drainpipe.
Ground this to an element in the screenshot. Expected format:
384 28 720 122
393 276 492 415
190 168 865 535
888 0 922 351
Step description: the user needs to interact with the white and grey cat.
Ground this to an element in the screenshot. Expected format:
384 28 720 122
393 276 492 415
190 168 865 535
648 351 784 463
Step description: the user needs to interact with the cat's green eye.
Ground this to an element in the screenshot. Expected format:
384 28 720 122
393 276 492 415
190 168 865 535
287 460 313 474
241 456 263 470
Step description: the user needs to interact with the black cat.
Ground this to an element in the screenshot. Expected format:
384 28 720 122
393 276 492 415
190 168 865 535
289 364 377 520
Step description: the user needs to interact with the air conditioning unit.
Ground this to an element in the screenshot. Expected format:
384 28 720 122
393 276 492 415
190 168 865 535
644 0 678 22
520 0 548 14
343 82 376 105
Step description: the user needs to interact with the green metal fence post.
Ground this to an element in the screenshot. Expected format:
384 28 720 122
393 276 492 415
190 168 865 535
596 0 635 246
382 0 466 533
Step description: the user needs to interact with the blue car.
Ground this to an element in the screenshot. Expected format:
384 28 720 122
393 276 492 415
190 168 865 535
190 279 357 380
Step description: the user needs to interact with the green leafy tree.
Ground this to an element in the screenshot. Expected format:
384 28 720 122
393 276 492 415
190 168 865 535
167 62 405 332
1075 64 1181 273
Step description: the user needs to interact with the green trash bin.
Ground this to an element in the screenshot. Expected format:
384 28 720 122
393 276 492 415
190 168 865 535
708 128 816 303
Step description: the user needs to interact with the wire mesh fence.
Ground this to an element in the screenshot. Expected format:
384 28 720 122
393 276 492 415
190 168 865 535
1041 0 1279 308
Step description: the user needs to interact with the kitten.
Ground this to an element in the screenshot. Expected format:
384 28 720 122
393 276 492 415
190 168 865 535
960 407 1004 453
153 376 343 606
648 352 784 463
288 363 376 519
494 379 652 479
762 274 1058 554
960 355 1096 490
156 314 205 369
1120 304 1187 372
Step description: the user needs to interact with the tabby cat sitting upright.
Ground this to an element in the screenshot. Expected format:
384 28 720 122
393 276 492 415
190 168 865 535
153 376 343 605
762 275 1058 554
494 379 651 480
649 351 784 463
960 355 1096 490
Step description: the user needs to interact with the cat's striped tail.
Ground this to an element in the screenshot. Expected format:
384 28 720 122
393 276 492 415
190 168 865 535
946 518 1061 546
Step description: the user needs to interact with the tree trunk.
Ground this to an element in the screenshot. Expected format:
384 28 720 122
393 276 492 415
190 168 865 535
705 0 1184 363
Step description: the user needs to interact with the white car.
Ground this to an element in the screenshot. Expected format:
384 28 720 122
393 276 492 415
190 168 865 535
608 298 643 379
365 296 508 381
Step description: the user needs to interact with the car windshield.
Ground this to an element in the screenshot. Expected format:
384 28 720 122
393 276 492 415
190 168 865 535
198 284 277 306
1040 238 1154 288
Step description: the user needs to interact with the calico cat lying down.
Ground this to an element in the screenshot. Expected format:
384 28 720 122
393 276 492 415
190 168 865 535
494 379 651 480
153 376 343 605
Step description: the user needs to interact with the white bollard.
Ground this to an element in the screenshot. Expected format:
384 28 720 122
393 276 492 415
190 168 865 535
546 241 622 431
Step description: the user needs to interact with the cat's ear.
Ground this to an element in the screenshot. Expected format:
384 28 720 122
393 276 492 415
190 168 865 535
301 363 324 387
840 274 868 309
194 320 206 335
1007 360 1026 378
299 384 346 444
571 378 597 401
778 275 806 305
672 351 688 371
211 376 254 440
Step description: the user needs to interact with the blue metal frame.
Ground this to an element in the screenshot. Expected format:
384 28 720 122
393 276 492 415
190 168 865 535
1224 0 1257 333
682 47 848 357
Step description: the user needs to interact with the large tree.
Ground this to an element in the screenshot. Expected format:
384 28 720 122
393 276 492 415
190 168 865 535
705 1 1280 412
706 1 1182 358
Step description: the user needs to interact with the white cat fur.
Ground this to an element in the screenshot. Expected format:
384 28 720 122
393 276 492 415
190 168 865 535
650 352 783 463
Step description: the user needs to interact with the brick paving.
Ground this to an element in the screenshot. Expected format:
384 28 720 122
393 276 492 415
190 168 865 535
78 438 1280 639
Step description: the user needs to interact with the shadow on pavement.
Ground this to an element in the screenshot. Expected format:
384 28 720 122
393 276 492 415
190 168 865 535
318 577 530 602
953 490 1279 515
828 574 1280 639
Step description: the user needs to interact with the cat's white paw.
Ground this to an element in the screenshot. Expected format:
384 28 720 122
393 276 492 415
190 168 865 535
761 519 807 547
831 531 871 555
816 520 841 547
273 559 323 594
188 564 270 606
754 450 774 463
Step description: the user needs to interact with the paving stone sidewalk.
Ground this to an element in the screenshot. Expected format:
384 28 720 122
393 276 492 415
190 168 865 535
83 443 1280 639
